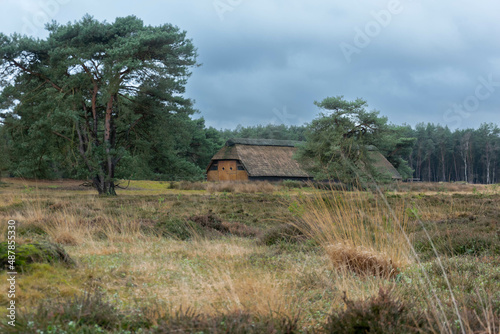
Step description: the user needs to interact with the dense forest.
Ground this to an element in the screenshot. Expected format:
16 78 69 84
221 122 500 184
1 120 499 184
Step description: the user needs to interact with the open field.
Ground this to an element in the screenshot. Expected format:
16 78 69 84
0 179 499 333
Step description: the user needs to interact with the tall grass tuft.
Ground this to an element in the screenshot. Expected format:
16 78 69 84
293 185 412 278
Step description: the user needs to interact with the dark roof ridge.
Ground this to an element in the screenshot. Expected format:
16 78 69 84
226 138 303 147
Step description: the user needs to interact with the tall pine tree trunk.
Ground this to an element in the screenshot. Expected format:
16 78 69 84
485 142 491 184
441 147 446 182
460 133 471 183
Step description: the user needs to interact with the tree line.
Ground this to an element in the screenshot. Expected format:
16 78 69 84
1 15 498 191
3 117 497 184
402 122 500 184
222 121 500 185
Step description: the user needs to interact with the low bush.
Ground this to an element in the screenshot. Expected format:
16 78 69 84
221 221 262 238
16 223 46 237
156 213 263 240
258 223 306 246
4 289 299 333
413 218 500 260
281 180 304 189
3 289 148 333
322 288 430 334
169 181 206 191
188 213 263 238
189 213 228 232
153 308 300 334
0 241 74 271
155 218 203 240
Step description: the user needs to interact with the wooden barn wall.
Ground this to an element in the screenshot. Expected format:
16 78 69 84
236 170 249 181
206 160 248 182
207 170 219 181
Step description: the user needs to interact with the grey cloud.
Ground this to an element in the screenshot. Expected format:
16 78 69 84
1 0 499 129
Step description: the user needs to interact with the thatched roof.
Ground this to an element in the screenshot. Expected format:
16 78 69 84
209 139 402 180
210 139 310 178
366 146 402 180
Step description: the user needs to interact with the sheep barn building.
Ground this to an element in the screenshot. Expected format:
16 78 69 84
206 138 402 182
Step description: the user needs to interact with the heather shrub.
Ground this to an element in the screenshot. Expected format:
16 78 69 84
4 289 135 333
189 213 228 232
259 223 306 246
153 309 300 334
322 288 430 334
155 218 203 240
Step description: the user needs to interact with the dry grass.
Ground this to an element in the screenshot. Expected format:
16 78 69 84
206 181 278 194
0 179 498 332
293 187 412 278
3 193 148 249
392 181 498 195
127 179 280 194
292 187 413 278
0 188 386 322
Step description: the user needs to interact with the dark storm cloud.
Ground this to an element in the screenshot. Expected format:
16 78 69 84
1 0 499 129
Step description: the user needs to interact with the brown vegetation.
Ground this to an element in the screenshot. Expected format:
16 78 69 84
0 179 498 332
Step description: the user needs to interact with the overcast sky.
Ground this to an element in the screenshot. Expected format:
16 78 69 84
1 0 499 130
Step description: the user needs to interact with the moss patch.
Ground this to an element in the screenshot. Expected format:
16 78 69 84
0 241 74 272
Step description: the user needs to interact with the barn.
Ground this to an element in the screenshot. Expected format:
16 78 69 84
206 138 312 181
365 145 403 181
206 138 402 182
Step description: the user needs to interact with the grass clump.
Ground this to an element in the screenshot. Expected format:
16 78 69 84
325 244 399 278
293 187 412 278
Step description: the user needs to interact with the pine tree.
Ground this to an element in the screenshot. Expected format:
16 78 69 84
0 15 198 195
